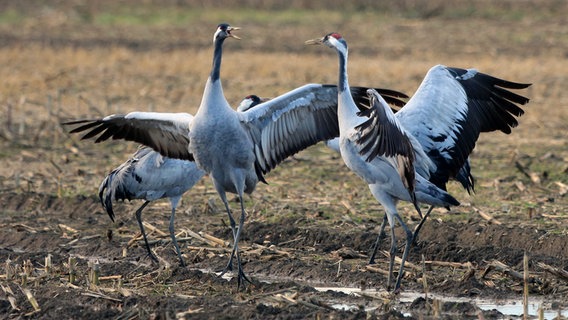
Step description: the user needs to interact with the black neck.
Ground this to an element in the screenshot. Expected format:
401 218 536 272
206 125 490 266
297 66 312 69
337 51 348 93
210 37 225 82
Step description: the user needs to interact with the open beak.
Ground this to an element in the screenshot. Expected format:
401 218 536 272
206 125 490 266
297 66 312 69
228 27 241 40
304 37 324 45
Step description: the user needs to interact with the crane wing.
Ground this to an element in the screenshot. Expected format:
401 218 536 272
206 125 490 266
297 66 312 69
63 112 194 161
240 84 340 176
355 89 415 161
355 89 416 194
352 86 408 109
98 146 156 222
395 64 530 190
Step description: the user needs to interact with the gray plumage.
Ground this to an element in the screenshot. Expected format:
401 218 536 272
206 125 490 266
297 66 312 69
99 145 205 266
306 32 530 292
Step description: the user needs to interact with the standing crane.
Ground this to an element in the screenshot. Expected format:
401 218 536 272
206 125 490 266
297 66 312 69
305 32 530 291
99 142 205 267
63 23 410 288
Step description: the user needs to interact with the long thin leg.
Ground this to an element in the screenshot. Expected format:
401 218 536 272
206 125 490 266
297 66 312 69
233 194 252 289
412 199 423 219
135 201 158 263
169 204 186 267
218 192 238 274
412 205 434 244
393 213 415 292
387 217 397 291
368 214 388 265
212 173 252 288
218 193 238 241
218 193 252 288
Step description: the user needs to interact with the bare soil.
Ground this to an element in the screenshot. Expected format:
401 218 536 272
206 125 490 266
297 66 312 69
1 189 567 319
1 1 567 319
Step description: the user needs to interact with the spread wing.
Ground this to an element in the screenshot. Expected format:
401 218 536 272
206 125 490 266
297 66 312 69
63 112 194 161
395 64 530 190
240 84 341 176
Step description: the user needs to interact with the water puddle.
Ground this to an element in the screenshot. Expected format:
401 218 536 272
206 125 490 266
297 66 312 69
476 300 567 320
195 269 567 318
198 268 233 281
314 286 568 319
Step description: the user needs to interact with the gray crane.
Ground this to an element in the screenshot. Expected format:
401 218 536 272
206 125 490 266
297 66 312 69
99 97 262 267
306 32 530 291
99 142 205 267
63 23 410 288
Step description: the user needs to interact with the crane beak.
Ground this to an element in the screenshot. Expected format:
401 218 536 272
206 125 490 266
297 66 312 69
304 37 324 45
228 26 241 40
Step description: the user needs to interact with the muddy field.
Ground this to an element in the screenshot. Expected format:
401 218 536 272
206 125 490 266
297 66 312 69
1 1 567 319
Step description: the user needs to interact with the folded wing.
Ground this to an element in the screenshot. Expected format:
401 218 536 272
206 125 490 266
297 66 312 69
355 88 416 194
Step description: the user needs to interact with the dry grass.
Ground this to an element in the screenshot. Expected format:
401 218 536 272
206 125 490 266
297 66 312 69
0 0 564 234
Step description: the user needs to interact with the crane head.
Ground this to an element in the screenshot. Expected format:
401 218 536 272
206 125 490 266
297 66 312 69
237 94 269 112
213 23 241 43
305 32 346 50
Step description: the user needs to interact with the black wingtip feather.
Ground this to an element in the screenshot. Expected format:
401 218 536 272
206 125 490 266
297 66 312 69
69 121 103 136
350 86 406 111
65 116 194 161
354 90 415 164
98 176 116 222
427 66 530 192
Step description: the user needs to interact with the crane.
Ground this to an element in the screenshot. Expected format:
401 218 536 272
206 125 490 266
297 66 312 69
99 143 205 267
305 32 530 291
63 23 411 288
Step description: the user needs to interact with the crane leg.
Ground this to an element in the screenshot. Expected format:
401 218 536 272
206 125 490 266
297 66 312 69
135 201 159 263
218 193 238 274
368 214 388 265
412 205 434 245
393 213 415 293
233 194 252 289
386 218 397 291
219 194 252 288
413 199 423 219
169 206 186 267
213 175 252 289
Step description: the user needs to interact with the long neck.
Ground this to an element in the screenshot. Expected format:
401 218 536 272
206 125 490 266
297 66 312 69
197 37 231 116
337 50 349 94
210 37 225 82
335 47 360 131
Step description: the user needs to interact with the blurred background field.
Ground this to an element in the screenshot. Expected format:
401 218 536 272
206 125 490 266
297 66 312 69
1 0 566 219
